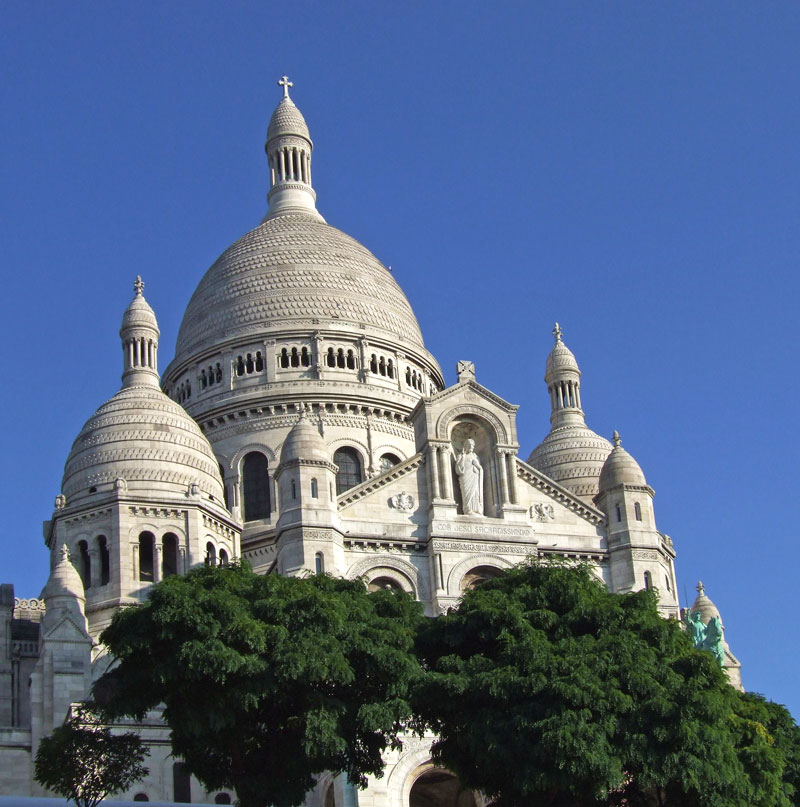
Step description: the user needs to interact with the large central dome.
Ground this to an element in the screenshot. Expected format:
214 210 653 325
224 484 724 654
174 212 426 362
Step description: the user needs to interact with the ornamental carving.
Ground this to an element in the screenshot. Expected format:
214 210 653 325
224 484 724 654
388 492 415 511
532 503 555 521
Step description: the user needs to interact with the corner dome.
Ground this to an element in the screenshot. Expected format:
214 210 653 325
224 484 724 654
280 409 329 465
598 431 647 493
173 214 428 361
527 425 612 503
689 580 722 624
62 385 225 506
41 545 85 603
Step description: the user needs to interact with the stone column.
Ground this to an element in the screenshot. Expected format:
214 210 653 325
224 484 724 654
428 445 440 500
506 452 519 504
439 446 453 500
153 543 162 584
497 449 510 505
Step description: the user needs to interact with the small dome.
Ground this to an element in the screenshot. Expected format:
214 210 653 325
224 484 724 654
689 580 722 625
267 97 311 143
41 545 85 603
527 425 612 503
598 432 647 493
62 386 225 505
280 409 329 465
121 278 159 334
545 324 580 383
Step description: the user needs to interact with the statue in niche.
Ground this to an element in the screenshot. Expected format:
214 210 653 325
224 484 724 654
454 438 483 515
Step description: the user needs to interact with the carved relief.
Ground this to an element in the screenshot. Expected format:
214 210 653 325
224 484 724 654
532 503 555 521
388 492 415 511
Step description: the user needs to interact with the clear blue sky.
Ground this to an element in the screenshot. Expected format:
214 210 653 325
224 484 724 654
2 3 798 716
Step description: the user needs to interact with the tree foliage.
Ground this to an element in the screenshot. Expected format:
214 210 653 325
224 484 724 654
95 562 423 807
413 559 795 807
34 704 147 807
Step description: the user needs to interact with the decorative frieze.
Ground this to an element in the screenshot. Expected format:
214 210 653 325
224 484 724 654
431 540 532 555
129 506 187 519
431 521 534 540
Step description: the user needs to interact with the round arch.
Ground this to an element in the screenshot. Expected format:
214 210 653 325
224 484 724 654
232 443 277 471
346 556 428 601
445 555 514 597
436 405 508 444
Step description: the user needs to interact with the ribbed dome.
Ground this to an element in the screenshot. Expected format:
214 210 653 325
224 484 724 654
173 213 427 361
41 545 85 603
62 386 225 505
280 411 329 465
527 425 612 503
267 97 311 143
121 286 159 333
598 432 647 492
545 333 580 382
689 581 722 624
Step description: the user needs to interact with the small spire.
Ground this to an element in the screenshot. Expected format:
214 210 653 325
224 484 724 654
278 75 293 100
697 580 705 596
133 275 144 296
553 322 563 344
296 401 307 420
612 430 621 447
60 544 70 563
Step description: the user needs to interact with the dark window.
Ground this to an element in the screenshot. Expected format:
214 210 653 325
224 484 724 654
311 478 318 498
334 447 362 494
219 548 228 565
370 354 378 373
133 794 149 802
615 504 622 522
336 348 345 368
201 370 207 389
206 542 216 565
242 452 270 521
291 347 300 367
162 533 179 578
291 479 297 500
315 552 324 574
78 540 91 589
255 351 264 372
215 795 232 805
236 356 245 376
215 363 222 383
139 532 155 582
326 347 335 367
634 502 642 521
246 353 254 374
387 359 394 378
346 349 356 369
301 346 311 367
173 762 191 803
379 356 386 375
644 571 653 590
379 453 401 472
98 535 110 586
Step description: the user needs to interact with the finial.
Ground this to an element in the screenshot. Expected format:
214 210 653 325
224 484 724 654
133 276 144 296
612 430 621 447
59 544 70 563
696 580 705 596
552 322 563 344
278 75 293 100
296 401 307 420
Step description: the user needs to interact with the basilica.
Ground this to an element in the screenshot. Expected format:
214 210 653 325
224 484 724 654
0 79 740 805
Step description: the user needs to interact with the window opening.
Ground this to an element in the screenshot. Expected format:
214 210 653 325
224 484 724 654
138 532 155 582
242 452 271 520
334 447 362 494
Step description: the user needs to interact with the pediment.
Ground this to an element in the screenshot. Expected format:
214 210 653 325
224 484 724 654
338 452 425 511
426 379 518 413
43 612 92 645
515 458 607 527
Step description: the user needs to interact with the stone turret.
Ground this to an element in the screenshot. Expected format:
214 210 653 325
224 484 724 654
264 76 323 221
274 406 341 575
689 581 742 689
528 324 612 503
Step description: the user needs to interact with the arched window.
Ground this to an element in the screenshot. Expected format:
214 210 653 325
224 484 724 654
205 542 216 565
326 347 336 367
315 552 325 574
346 349 356 369
138 532 155 582
162 533 179 578
615 504 622 522
336 348 346 368
215 796 232 805
255 351 264 372
368 576 403 592
77 540 91 589
334 447 362 494
644 571 653 590
201 370 207 389
370 354 378 373
236 356 245 376
311 478 318 498
387 359 394 378
634 502 642 521
219 548 229 565
173 762 191 803
280 348 289 368
291 479 297 500
461 565 503 592
133 794 149 802
242 452 270 521
97 535 110 586
215 363 222 383
379 356 386 375
291 347 300 367
379 453 401 472
301 346 311 367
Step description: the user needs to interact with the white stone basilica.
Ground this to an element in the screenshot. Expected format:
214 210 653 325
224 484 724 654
0 79 740 806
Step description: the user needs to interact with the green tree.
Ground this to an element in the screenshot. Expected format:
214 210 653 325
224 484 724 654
34 704 147 807
413 559 790 807
95 562 423 807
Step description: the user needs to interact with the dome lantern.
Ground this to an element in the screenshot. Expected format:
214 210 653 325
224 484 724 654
545 323 583 428
264 76 322 221
120 276 160 389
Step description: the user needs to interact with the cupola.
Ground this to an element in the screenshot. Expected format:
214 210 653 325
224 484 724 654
120 276 160 388
598 431 648 493
264 76 322 221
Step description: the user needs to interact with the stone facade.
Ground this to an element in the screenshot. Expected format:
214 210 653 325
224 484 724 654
0 80 739 805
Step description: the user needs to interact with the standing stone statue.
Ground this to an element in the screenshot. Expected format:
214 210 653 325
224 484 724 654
454 438 483 515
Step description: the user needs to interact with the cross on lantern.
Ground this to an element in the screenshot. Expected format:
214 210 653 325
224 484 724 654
278 75 293 99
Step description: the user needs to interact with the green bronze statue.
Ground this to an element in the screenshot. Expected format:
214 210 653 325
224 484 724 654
702 615 725 666
684 610 706 648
